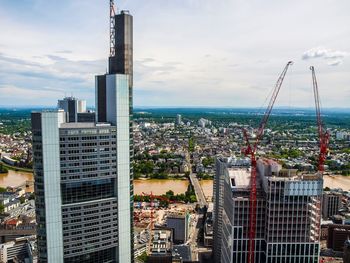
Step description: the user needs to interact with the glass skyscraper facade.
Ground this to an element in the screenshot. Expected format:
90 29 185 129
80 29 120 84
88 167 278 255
31 8 133 263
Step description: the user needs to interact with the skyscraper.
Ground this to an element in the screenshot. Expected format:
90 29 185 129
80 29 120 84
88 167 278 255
58 96 95 123
58 96 86 123
175 114 182 126
31 5 133 263
214 157 322 263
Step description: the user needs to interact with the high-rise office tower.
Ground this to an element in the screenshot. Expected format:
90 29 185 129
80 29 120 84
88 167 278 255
96 9 133 123
175 114 182 126
214 157 323 263
31 5 133 263
58 96 95 123
58 96 87 123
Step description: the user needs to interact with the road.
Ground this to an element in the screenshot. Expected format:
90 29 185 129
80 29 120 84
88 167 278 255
189 173 208 207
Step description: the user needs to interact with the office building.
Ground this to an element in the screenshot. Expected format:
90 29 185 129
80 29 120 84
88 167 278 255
96 10 133 123
214 157 323 263
322 192 342 219
57 97 86 123
327 224 350 252
31 7 133 263
58 97 95 123
148 229 173 263
344 238 350 263
213 156 250 263
77 111 96 123
166 212 189 244
204 203 213 247
176 114 182 126
0 236 37 263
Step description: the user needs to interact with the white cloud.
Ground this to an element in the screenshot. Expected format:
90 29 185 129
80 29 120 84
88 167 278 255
302 47 348 66
1 0 350 107
328 59 343 66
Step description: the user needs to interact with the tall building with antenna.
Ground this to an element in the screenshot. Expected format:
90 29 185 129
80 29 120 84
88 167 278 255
31 1 133 262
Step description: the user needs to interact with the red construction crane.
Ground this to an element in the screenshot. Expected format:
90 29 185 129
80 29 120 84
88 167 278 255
310 66 330 174
243 61 293 263
141 192 172 230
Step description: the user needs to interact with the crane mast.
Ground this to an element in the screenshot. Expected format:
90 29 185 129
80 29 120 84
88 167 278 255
310 66 330 174
110 0 116 57
245 61 293 263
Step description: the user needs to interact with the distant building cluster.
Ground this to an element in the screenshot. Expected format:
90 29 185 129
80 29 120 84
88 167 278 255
198 118 212 128
57 96 95 123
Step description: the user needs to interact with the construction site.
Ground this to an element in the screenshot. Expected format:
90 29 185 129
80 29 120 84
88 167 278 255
212 63 342 263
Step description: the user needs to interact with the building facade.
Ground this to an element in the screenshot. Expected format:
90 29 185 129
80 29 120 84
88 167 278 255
213 157 250 263
58 97 86 123
322 192 342 219
214 157 323 263
31 8 133 263
166 212 189 244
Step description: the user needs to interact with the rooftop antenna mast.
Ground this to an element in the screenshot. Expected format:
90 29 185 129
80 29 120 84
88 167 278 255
110 0 116 57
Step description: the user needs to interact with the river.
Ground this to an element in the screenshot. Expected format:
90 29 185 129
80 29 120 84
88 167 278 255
2 171 350 198
134 179 189 195
0 170 34 192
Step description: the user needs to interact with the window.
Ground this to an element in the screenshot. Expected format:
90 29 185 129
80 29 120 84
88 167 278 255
61 179 116 204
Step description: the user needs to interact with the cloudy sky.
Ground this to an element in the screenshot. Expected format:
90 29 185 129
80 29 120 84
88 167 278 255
0 0 349 108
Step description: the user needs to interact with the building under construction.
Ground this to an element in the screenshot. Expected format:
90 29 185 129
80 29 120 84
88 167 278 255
213 157 323 263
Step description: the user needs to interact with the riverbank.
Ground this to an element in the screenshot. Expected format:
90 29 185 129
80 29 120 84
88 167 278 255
0 170 34 192
0 161 33 173
0 163 9 174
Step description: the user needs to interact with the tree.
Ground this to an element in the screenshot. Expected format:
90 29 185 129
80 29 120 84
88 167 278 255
137 252 148 263
188 137 195 152
0 187 6 193
0 204 4 214
0 163 8 174
28 193 35 200
189 195 197 203
202 157 214 167
166 190 174 198
19 196 25 204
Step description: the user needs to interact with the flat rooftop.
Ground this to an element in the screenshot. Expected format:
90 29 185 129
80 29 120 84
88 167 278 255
228 168 251 188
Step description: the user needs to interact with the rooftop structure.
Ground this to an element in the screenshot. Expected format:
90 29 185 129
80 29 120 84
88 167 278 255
57 96 87 123
322 192 342 219
148 229 173 263
0 235 37 263
166 212 190 244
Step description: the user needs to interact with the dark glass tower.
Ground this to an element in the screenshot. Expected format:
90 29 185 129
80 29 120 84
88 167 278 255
97 10 133 123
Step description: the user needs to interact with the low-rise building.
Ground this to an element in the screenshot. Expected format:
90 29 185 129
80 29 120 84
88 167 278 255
0 235 36 263
323 192 342 219
204 203 213 247
148 229 173 263
327 224 350 252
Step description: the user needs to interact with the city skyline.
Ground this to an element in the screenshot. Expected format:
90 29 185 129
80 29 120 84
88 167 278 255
0 0 350 108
